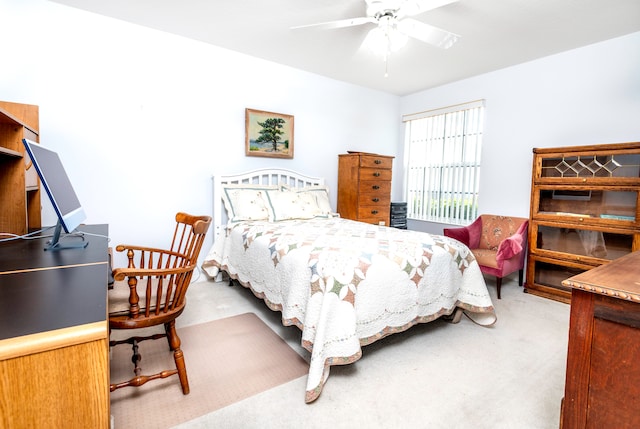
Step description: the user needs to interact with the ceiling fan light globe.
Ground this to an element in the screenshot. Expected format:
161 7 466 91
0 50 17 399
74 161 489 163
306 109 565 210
364 27 389 56
388 30 408 51
365 25 408 56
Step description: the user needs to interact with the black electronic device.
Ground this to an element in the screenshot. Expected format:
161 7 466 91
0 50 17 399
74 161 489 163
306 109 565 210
22 138 87 250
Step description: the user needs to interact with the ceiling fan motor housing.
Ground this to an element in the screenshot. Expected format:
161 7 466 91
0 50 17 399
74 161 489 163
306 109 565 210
366 0 404 17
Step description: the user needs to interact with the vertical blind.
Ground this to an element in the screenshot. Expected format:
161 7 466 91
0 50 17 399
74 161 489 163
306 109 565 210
403 100 485 225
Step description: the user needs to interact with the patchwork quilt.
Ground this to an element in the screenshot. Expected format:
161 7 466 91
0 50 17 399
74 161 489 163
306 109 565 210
202 217 496 402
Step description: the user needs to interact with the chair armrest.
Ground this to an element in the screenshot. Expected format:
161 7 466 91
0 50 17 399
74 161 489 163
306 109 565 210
115 244 182 257
443 216 484 247
112 263 195 282
496 233 524 261
443 226 470 246
114 244 188 271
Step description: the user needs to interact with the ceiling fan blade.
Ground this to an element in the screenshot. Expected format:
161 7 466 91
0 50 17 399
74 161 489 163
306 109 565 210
291 16 375 30
398 0 459 18
397 18 460 49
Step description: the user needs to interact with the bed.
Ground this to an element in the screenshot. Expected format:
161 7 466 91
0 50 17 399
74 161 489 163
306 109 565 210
202 168 496 403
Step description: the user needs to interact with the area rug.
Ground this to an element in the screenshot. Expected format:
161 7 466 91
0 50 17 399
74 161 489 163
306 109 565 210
110 312 309 428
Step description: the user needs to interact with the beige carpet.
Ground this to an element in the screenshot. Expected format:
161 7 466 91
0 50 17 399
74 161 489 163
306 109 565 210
110 312 309 429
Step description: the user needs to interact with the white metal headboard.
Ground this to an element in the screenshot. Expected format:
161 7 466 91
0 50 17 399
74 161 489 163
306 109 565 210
212 168 325 238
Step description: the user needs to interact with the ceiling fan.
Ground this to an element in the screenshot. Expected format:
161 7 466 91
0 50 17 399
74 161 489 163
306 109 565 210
292 0 461 54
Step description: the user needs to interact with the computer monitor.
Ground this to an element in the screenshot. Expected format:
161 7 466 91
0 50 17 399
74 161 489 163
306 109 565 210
22 138 87 251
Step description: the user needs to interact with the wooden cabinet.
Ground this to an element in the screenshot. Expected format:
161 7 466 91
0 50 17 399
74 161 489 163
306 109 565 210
337 153 394 225
0 224 110 428
526 142 640 302
0 101 40 235
560 251 640 429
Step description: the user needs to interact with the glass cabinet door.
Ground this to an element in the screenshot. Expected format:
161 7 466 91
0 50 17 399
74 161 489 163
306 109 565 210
534 188 638 224
531 258 588 294
534 224 635 262
540 152 640 179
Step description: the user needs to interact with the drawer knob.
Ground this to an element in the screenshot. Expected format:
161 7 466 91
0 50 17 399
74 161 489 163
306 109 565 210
373 172 380 177
371 210 378 214
374 159 382 164
372 198 379 202
372 185 380 190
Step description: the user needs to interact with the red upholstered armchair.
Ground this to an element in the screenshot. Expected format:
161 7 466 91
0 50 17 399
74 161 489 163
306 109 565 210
443 215 529 299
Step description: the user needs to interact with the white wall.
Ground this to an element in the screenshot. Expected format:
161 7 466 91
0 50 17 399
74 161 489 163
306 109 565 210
3 1 639 259
0 0 400 265
401 31 640 235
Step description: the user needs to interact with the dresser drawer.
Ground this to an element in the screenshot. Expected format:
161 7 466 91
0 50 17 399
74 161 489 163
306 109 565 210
359 155 393 170
358 180 391 197
359 168 392 181
359 217 390 226
358 194 390 208
358 206 389 219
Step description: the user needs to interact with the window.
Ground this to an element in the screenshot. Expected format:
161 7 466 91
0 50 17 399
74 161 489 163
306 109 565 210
403 100 485 225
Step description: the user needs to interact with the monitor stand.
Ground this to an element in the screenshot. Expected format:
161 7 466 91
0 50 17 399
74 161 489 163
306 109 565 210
45 221 89 251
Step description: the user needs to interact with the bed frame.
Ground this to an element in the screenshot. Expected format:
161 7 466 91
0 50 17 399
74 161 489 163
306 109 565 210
207 168 496 402
212 168 324 239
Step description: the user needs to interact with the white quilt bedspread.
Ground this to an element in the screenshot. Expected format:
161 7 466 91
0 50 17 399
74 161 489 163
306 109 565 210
202 217 496 402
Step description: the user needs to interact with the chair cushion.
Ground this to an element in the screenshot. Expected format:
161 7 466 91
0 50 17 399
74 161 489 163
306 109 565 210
470 248 499 269
480 216 521 250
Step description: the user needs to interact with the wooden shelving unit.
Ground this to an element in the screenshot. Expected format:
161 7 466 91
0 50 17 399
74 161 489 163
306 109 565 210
525 142 640 302
0 101 40 236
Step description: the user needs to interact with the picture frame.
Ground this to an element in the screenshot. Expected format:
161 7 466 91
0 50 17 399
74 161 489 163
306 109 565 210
245 108 294 159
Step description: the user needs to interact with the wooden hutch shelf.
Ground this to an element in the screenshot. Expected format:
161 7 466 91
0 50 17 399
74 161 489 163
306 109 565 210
0 101 40 236
525 142 640 302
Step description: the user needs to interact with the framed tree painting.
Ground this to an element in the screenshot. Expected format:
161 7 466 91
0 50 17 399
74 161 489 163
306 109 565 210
245 108 294 159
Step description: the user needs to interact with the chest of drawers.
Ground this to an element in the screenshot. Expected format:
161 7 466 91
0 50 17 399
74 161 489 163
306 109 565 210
337 153 394 225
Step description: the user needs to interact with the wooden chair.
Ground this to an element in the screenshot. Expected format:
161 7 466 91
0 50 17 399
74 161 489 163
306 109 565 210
444 215 528 299
108 212 212 394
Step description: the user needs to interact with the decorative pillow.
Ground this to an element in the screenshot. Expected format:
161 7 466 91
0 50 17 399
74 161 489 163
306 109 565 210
279 185 333 217
298 186 332 215
265 188 323 221
221 185 275 222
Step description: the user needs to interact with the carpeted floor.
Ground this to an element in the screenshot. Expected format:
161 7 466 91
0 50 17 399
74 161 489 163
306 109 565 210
111 272 571 429
110 313 309 429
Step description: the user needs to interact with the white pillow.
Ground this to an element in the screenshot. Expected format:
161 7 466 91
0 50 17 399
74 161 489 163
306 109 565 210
265 189 321 221
221 185 275 222
280 185 333 216
296 186 332 215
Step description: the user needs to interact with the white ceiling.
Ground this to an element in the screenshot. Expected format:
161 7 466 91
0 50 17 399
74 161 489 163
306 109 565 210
51 0 640 96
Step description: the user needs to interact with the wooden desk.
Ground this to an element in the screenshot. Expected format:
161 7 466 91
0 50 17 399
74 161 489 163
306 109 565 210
0 225 110 428
560 251 640 429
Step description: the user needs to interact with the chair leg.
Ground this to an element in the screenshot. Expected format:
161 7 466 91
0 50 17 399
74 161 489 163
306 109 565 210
165 321 190 395
496 276 502 299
